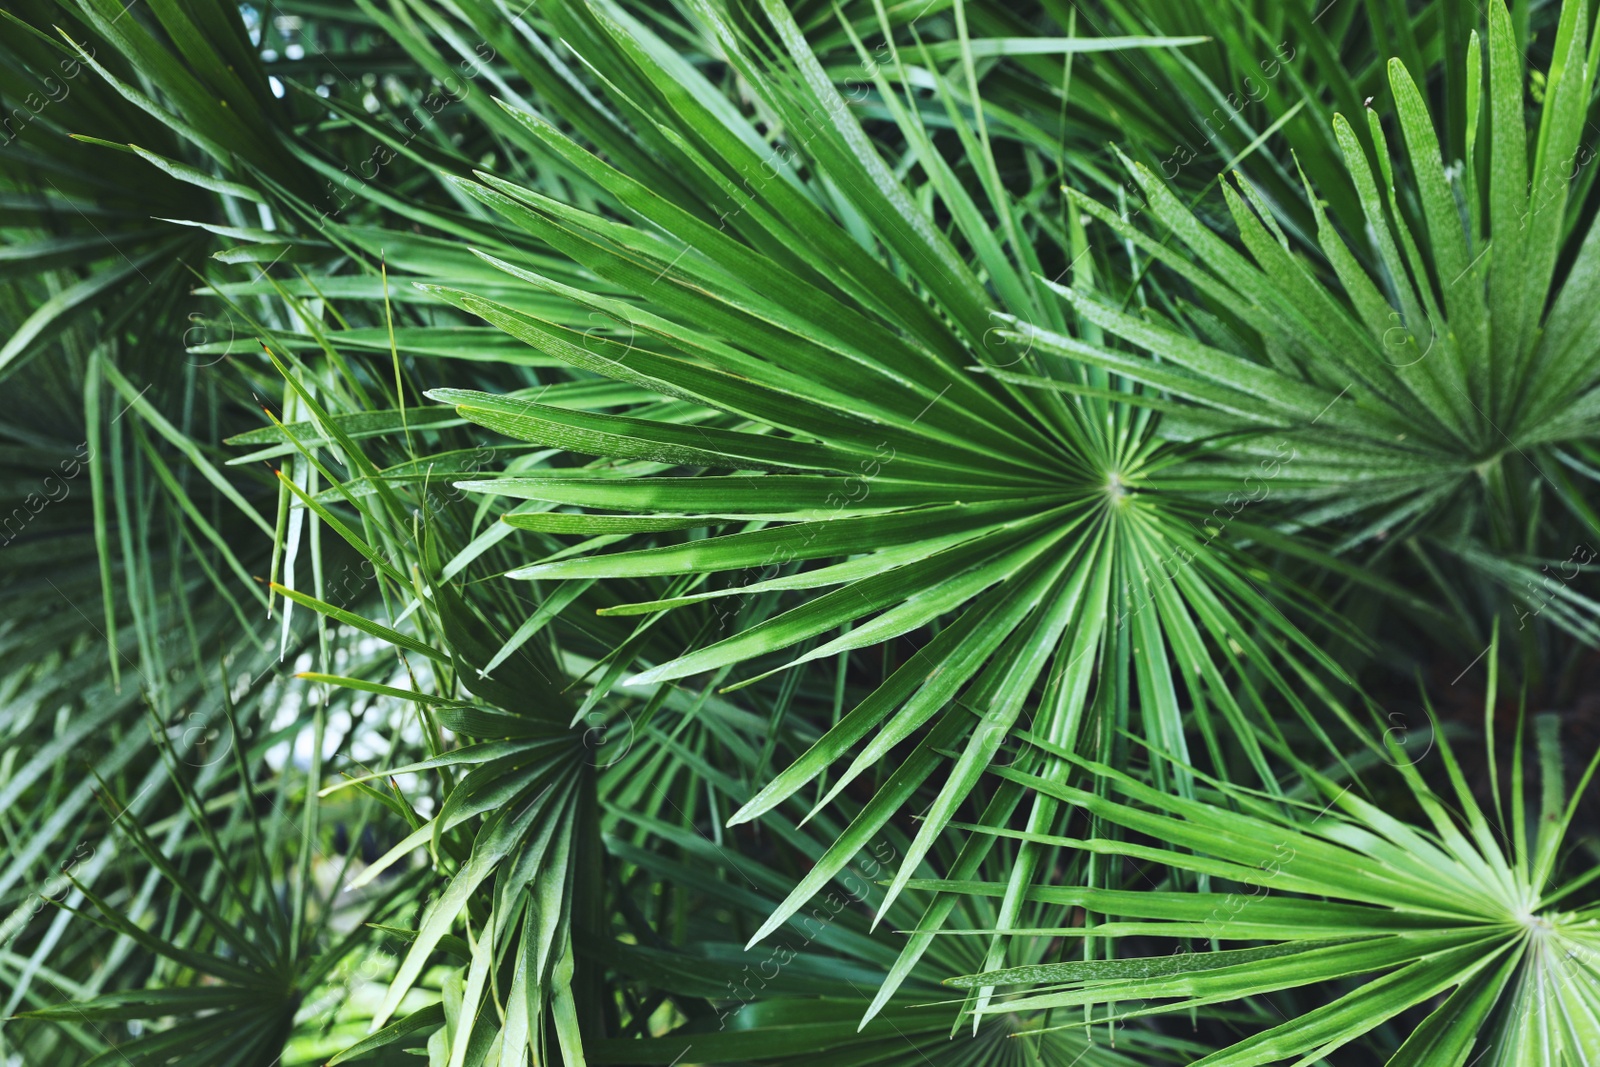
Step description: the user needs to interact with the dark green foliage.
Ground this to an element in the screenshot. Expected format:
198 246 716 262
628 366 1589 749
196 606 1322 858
0 2 1595 1065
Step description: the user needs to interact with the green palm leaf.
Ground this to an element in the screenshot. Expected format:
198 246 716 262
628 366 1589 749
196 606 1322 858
946 689 1600 1065
1008 0 1600 652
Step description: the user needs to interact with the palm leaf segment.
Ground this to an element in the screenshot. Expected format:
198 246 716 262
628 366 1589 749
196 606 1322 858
424 0 1344 1014
590 735 1201 1067
1010 0 1600 641
19 711 414 1067
278 495 604 1066
951 707 1600 1067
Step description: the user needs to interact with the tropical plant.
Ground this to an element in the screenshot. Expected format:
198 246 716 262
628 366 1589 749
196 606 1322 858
1010 0 1600 660
946 674 1600 1065
0 0 1594 1065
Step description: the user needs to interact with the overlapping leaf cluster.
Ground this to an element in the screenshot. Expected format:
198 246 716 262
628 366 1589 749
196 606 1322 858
0 1 1595 1066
